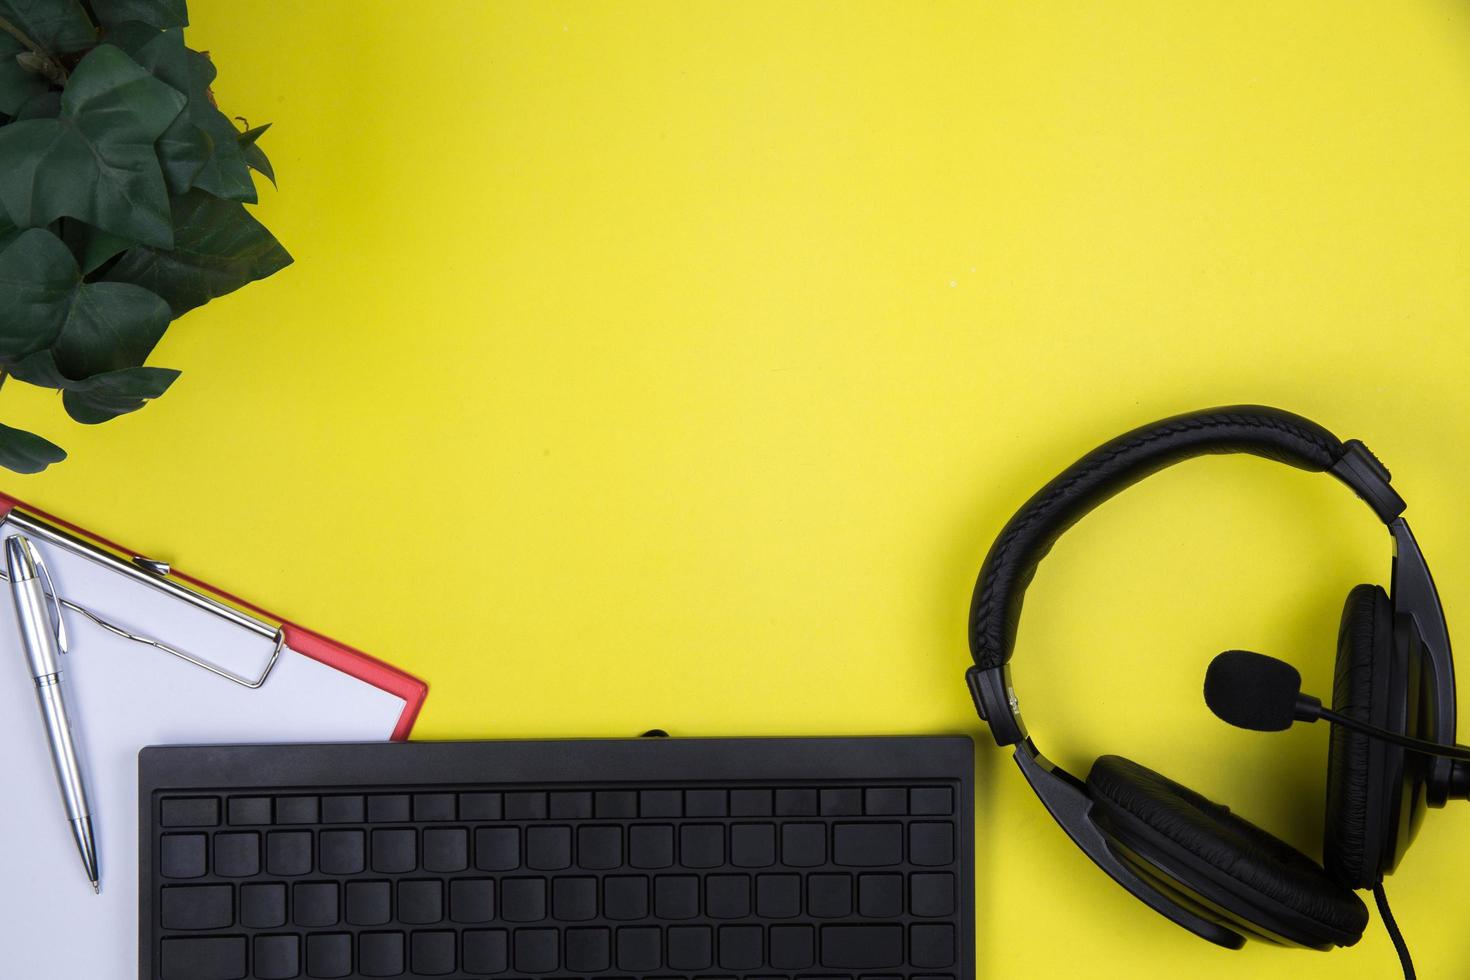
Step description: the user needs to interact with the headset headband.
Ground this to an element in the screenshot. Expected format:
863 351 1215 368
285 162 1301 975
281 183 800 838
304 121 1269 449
970 406 1401 672
965 406 1459 753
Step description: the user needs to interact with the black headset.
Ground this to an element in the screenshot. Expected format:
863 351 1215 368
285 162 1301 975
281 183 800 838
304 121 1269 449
966 406 1456 952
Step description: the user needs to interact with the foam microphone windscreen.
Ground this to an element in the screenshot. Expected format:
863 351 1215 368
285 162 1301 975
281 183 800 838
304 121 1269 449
1203 650 1303 731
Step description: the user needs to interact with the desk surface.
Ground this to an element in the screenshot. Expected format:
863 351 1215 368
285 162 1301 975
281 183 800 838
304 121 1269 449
7 2 1470 974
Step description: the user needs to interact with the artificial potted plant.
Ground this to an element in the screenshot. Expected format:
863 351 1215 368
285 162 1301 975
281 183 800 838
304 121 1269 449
0 0 290 473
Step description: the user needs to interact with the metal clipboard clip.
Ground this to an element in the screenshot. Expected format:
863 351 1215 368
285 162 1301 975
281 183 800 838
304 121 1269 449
0 510 285 689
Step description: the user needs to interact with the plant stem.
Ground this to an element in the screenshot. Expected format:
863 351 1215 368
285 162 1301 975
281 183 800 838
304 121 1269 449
0 14 67 84
0 15 42 58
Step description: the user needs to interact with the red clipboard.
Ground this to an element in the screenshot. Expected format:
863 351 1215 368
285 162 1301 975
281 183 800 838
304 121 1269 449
0 492 427 740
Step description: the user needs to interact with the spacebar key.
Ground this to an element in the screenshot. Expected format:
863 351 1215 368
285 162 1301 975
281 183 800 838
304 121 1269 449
160 936 247 979
820 924 904 969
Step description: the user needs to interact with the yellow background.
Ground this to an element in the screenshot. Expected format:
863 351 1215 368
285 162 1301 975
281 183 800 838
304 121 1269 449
7 1 1470 974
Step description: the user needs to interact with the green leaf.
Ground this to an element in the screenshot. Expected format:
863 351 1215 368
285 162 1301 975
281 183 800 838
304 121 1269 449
0 0 97 55
123 30 254 201
61 365 178 422
60 219 133 274
106 189 291 316
0 45 185 246
0 227 78 357
0 32 49 115
98 19 162 53
12 86 57 117
239 123 275 186
0 227 173 369
0 421 66 473
88 0 187 29
0 206 18 253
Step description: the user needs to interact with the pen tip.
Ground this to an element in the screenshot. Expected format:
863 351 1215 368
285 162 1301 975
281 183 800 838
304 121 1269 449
92 881 99 894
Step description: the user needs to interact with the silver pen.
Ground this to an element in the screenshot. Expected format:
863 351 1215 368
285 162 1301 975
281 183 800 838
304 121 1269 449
7 534 99 893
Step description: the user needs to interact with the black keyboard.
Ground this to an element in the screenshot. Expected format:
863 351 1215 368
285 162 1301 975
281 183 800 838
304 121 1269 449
139 737 973 980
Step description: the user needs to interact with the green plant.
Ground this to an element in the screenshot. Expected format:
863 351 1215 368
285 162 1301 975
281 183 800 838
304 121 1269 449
0 0 290 473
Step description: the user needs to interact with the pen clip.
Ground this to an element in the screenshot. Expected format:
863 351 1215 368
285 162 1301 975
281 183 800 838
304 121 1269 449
29 540 68 655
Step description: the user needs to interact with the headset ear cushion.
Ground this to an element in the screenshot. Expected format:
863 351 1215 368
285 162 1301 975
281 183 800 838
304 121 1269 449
1324 583 1395 889
1088 755 1367 944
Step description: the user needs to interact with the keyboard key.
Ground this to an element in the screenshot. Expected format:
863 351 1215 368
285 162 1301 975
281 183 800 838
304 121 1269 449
730 788 772 815
227 796 271 825
294 881 339 927
214 832 259 877
859 873 903 917
821 923 904 968
604 874 649 919
865 786 908 815
809 873 853 917
718 923 763 970
526 824 572 869
550 790 593 818
629 824 674 868
640 788 682 816
681 823 725 867
450 878 495 923
414 793 455 821
770 924 815 969
730 823 776 867
423 827 469 872
911 785 954 815
159 936 245 980
344 880 391 926
911 821 955 866
266 830 312 876
398 879 443 923
820 787 862 815
161 884 232 930
358 931 404 977
411 930 455 975
655 874 700 919
756 873 801 918
161 797 218 827
371 828 416 873
578 824 622 868
459 791 502 819
913 871 956 916
367 794 410 822
553 875 598 920
276 795 319 824
305 932 351 978
505 791 547 819
254 934 299 980
475 826 519 870
160 833 207 878
321 794 364 823
320 829 366 874
686 788 727 816
668 924 713 970
240 882 287 928
616 925 661 972
911 922 956 968
775 787 817 815
566 926 611 971
515 928 559 972
462 929 508 973
707 873 751 918
781 821 826 866
501 876 546 921
834 822 902 866
595 790 637 817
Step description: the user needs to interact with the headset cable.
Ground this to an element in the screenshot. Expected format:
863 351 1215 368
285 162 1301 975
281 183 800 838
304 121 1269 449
1373 882 1415 980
